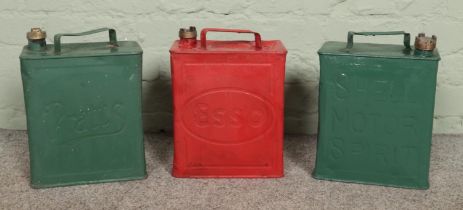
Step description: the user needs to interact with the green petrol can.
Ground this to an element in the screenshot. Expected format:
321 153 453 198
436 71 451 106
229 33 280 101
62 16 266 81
19 28 146 188
314 31 440 189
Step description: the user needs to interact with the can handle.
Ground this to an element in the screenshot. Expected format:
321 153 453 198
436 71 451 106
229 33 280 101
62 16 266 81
200 28 262 49
347 31 411 49
54 28 118 53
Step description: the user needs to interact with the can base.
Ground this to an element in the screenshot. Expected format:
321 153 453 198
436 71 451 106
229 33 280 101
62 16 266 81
172 174 284 179
312 171 429 190
172 167 284 178
30 173 147 189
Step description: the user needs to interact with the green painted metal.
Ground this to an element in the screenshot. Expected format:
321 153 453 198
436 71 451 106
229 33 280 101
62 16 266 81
19 28 146 188
346 31 411 49
314 31 440 189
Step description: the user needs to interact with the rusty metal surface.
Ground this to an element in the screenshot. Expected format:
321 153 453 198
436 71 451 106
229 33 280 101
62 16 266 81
179 26 197 39
27 28 46 40
414 33 437 51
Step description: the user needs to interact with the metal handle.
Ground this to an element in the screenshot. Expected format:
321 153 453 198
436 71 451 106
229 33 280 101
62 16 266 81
200 28 262 49
54 28 118 53
347 31 411 49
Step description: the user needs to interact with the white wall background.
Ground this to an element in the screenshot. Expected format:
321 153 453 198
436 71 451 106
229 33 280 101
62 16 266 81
1 0 462 134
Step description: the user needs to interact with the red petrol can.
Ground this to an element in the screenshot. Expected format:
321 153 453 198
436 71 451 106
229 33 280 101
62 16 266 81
169 27 287 177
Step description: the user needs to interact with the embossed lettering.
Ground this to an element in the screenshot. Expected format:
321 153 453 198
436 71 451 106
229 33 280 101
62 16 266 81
332 105 347 131
372 80 390 102
183 89 274 144
229 108 243 128
374 144 389 165
212 108 226 128
334 73 417 104
329 137 344 160
42 102 126 145
192 105 267 129
330 106 419 136
401 116 417 136
390 80 405 103
249 110 265 128
193 103 209 127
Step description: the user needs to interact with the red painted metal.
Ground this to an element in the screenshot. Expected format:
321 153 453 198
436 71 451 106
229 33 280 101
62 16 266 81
169 28 287 178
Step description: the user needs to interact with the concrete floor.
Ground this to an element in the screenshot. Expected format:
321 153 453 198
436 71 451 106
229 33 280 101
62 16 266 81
0 129 462 209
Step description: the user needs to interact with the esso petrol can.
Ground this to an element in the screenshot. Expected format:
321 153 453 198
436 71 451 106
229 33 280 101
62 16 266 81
169 27 287 177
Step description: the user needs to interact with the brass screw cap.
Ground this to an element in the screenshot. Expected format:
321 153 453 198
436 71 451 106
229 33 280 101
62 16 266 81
414 33 436 51
179 26 197 39
27 28 47 40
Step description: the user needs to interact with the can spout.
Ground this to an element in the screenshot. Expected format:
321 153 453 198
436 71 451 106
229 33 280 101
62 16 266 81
414 33 436 51
179 26 197 48
27 28 47 51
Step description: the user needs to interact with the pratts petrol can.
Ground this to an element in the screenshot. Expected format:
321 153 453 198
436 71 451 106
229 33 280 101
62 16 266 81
314 31 440 189
169 27 287 177
19 28 146 188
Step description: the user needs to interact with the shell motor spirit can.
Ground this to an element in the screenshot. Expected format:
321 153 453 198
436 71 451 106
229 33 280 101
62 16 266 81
314 31 440 189
169 27 287 177
19 28 146 188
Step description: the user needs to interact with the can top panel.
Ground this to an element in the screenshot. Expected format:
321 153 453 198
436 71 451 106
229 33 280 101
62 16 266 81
170 40 287 54
318 41 440 61
20 41 142 59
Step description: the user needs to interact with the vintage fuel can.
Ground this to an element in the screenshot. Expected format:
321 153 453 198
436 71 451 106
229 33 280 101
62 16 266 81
19 28 146 188
169 27 287 177
314 31 440 189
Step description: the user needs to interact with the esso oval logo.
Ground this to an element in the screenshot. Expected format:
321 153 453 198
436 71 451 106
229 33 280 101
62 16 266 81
183 89 274 144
